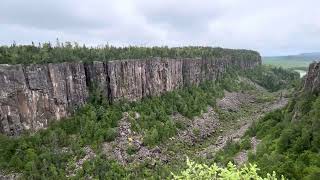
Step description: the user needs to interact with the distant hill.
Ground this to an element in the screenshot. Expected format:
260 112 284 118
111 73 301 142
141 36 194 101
298 52 320 58
263 52 320 70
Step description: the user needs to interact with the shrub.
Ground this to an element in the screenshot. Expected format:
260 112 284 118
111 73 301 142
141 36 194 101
240 137 252 150
172 158 285 180
105 128 118 142
143 128 159 147
126 145 139 155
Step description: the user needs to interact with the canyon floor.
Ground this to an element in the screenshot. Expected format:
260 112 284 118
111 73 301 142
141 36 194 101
66 79 290 177
158 88 288 170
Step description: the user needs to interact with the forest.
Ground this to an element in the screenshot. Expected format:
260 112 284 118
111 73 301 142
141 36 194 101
0 41 260 64
0 63 299 179
214 81 320 179
246 93 320 179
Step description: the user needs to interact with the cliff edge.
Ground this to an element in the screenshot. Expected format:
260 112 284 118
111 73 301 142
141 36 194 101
303 61 320 94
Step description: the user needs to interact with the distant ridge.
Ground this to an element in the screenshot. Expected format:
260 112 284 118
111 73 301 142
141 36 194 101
262 52 320 69
298 52 320 58
264 52 320 59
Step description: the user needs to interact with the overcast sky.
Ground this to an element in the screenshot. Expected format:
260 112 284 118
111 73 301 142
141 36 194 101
0 0 319 56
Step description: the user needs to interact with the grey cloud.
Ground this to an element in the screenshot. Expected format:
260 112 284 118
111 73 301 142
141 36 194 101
0 0 110 30
0 0 319 55
135 1 221 30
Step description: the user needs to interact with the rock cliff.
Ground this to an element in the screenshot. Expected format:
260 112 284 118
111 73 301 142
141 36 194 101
0 56 261 135
303 61 320 93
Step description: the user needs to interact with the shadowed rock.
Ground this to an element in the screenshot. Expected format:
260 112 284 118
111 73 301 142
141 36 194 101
303 61 320 93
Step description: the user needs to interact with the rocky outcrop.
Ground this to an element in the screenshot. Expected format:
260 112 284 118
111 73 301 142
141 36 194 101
303 61 320 93
0 63 89 135
0 56 261 135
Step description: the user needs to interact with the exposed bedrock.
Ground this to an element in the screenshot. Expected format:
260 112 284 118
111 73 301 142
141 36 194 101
0 56 261 135
303 61 320 93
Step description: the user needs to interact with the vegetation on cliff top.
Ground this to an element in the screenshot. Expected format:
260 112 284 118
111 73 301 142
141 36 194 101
0 41 260 64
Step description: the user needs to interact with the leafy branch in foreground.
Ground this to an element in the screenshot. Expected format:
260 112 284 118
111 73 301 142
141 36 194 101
172 157 285 180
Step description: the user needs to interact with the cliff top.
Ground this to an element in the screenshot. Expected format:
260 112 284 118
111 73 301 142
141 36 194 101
0 44 260 65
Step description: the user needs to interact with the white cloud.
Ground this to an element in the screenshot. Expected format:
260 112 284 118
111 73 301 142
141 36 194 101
0 0 319 55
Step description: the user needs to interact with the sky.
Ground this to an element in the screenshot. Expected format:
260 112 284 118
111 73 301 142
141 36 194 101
0 0 319 56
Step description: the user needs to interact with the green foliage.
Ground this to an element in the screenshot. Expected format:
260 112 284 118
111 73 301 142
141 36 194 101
105 128 118 142
143 128 160 147
126 145 139 155
0 66 284 179
0 90 123 178
74 155 126 179
214 141 241 165
240 137 252 150
242 65 300 91
0 42 260 64
244 94 320 179
172 157 285 180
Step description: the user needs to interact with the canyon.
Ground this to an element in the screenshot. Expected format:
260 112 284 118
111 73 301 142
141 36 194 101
0 56 261 136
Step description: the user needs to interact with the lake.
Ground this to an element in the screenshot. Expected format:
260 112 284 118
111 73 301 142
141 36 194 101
294 70 307 77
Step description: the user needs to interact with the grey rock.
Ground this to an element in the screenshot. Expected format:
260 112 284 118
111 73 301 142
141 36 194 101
0 56 261 135
303 61 320 93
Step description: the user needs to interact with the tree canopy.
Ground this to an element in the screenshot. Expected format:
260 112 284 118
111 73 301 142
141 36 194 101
0 41 260 64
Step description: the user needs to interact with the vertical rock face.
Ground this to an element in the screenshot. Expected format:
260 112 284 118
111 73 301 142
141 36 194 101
108 59 145 101
84 61 109 98
0 64 27 135
0 56 261 135
107 58 185 100
0 63 90 135
303 61 320 93
143 58 183 97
